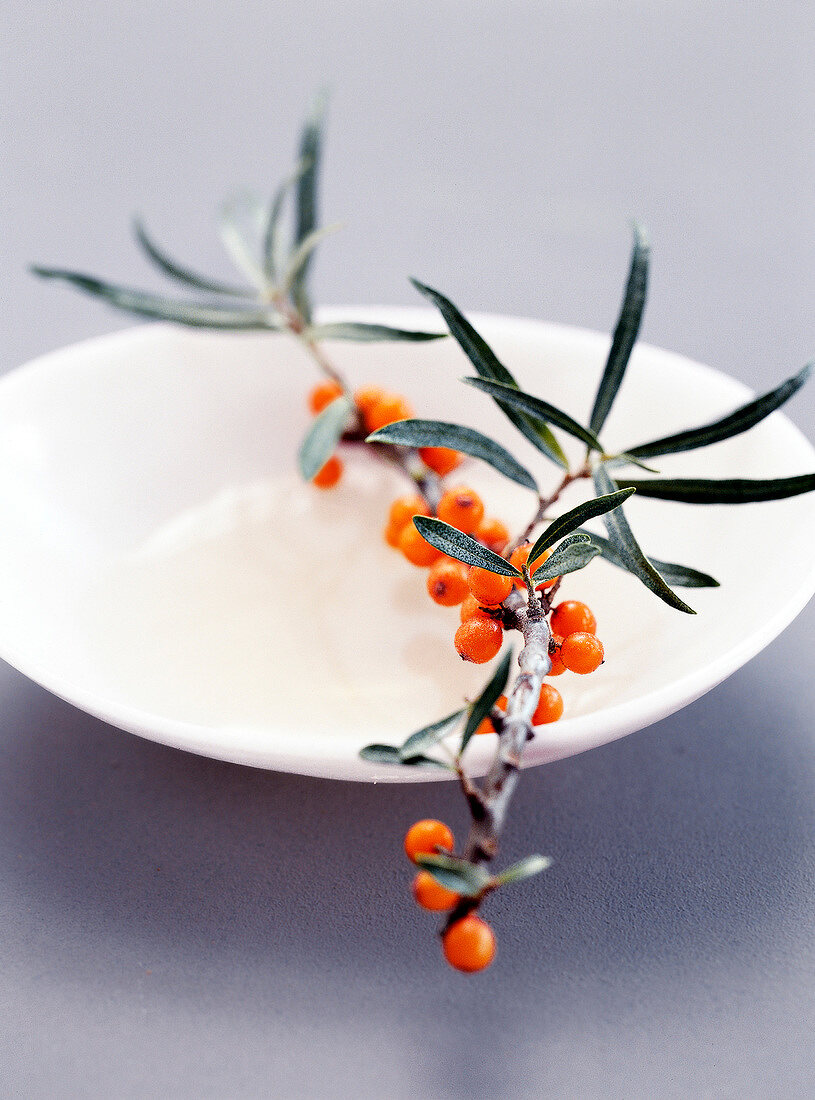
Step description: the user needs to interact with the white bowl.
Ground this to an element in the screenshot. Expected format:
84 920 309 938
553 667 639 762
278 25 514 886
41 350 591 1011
0 307 813 781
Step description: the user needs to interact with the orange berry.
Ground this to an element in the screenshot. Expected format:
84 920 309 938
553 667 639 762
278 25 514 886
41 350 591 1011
532 683 564 725
384 521 403 548
388 494 430 531
427 558 470 606
475 517 510 554
312 455 343 489
437 486 485 534
404 819 454 863
454 617 503 664
308 379 343 414
354 385 385 416
365 393 414 434
508 543 554 589
442 915 496 973
560 632 604 674
467 566 513 607
419 446 463 476
547 635 566 676
550 600 597 638
412 871 459 911
399 523 443 567
459 595 495 624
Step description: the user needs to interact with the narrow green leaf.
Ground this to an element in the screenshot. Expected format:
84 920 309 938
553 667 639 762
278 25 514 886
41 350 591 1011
415 853 492 897
359 744 402 764
589 222 649 434
410 278 568 468
413 516 522 576
263 157 312 281
218 194 267 288
359 744 448 769
626 363 814 459
461 647 514 751
133 219 251 297
291 90 328 322
31 268 283 329
399 755 454 770
463 376 603 451
305 321 445 343
527 487 636 562
530 533 599 584
613 474 815 504
298 394 353 480
603 452 662 474
281 222 344 294
494 854 553 886
368 419 538 491
593 465 696 614
576 529 719 588
399 708 466 760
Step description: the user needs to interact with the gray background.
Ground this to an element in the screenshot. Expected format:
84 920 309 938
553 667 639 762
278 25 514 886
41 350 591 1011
3 2 815 1097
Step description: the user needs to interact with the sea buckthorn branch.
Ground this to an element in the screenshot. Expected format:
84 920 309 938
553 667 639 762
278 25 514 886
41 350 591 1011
367 240 815 971
32 97 452 497
31 94 815 974
457 600 551 863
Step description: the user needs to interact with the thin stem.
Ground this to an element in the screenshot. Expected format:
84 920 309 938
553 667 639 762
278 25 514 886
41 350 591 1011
444 603 551 929
270 289 345 385
508 464 591 553
270 286 444 506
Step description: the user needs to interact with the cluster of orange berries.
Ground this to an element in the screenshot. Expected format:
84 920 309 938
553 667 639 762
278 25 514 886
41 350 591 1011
384 482 605 722
404 819 496 973
307 380 463 489
384 484 520 657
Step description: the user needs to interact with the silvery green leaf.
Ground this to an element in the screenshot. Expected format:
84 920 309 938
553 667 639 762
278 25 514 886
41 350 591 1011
291 90 328 322
626 363 813 459
527 487 636 562
613 473 815 504
219 194 267 289
530 533 599 584
280 223 344 295
593 465 695 614
399 708 466 760
494 854 553 886
263 157 312 281
359 744 402 764
589 223 649 434
31 268 283 329
297 394 353 480
306 322 445 343
410 279 568 468
415 853 492 897
463 376 603 451
368 419 538 490
133 219 251 297
413 516 522 576
461 647 514 752
577 530 719 588
602 452 661 474
399 755 454 770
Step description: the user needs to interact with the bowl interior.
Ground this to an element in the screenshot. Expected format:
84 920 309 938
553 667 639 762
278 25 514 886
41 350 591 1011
0 307 813 780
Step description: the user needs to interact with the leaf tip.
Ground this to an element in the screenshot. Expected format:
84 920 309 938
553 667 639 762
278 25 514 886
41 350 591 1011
632 220 650 250
409 276 433 298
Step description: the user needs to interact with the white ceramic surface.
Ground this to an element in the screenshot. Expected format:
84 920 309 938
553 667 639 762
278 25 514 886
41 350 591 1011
0 307 813 781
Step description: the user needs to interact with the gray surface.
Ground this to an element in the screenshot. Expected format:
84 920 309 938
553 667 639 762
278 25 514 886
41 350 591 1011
2 2 815 1097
